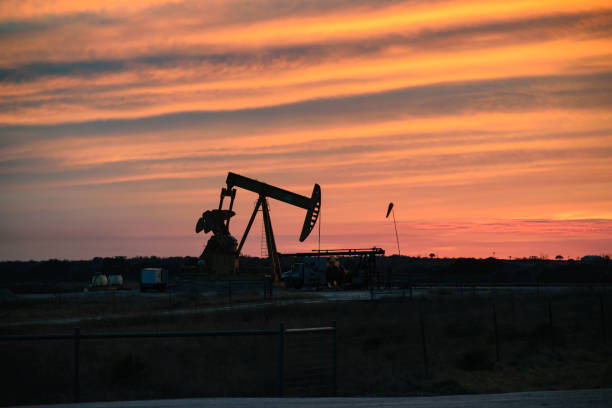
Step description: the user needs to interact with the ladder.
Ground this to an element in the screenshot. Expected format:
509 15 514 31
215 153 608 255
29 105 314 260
260 199 267 257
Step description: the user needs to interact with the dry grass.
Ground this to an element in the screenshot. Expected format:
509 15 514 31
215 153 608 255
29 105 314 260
0 289 320 324
1 291 611 405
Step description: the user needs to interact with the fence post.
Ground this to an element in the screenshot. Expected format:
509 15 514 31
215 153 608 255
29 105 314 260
279 323 285 397
228 280 232 304
547 299 554 351
419 310 428 373
600 294 607 345
386 266 391 290
370 282 374 301
264 275 273 300
332 320 337 396
410 285 413 300
73 327 80 403
492 302 500 361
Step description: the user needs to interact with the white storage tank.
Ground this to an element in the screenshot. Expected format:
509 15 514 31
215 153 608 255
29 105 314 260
108 274 124 287
89 274 108 288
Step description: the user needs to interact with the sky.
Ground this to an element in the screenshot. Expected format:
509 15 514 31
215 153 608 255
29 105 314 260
1 0 611 261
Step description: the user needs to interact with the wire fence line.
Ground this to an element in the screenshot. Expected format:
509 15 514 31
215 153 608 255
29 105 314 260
0 323 337 403
285 325 337 396
352 292 610 376
2 287 611 404
315 290 611 393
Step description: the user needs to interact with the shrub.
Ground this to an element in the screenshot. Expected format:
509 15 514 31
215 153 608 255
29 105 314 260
454 348 492 371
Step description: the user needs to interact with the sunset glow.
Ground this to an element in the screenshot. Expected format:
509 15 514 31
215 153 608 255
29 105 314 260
1 0 611 260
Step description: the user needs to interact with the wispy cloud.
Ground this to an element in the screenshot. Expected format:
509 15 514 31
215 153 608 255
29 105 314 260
0 0 611 259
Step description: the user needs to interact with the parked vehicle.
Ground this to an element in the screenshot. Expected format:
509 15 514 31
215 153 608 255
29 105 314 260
108 274 124 288
140 268 168 291
280 248 384 289
281 257 328 289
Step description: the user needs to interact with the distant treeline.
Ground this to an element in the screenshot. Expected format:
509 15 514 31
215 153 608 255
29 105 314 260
381 255 612 285
0 255 611 293
0 256 191 284
0 256 272 291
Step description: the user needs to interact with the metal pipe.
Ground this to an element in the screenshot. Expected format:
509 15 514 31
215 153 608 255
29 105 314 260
236 197 262 255
279 323 285 397
73 327 80 403
332 320 337 396
0 329 281 341
392 208 401 256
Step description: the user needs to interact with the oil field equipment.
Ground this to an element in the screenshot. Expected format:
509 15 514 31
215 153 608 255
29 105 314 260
87 273 125 291
108 274 124 288
280 248 385 288
196 172 321 281
140 268 168 292
87 274 108 290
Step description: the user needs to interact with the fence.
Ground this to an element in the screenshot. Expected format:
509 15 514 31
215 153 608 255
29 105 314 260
349 292 609 376
285 323 337 396
215 279 275 301
0 322 336 404
2 280 277 325
361 281 609 302
329 292 610 396
3 289 611 402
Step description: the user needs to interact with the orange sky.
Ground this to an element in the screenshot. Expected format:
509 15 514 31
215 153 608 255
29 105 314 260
1 0 611 260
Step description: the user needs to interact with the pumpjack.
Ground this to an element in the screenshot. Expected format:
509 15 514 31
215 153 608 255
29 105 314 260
196 172 321 281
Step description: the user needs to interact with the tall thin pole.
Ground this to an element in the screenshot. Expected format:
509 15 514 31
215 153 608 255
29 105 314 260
419 310 428 373
318 203 321 255
392 208 401 256
279 323 285 396
73 327 80 402
492 302 500 361
332 320 337 396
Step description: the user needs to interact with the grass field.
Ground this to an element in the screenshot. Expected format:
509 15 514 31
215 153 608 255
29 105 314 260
1 289 611 406
1 287 319 325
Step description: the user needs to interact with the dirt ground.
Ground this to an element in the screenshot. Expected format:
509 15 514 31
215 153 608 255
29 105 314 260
1 290 611 406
